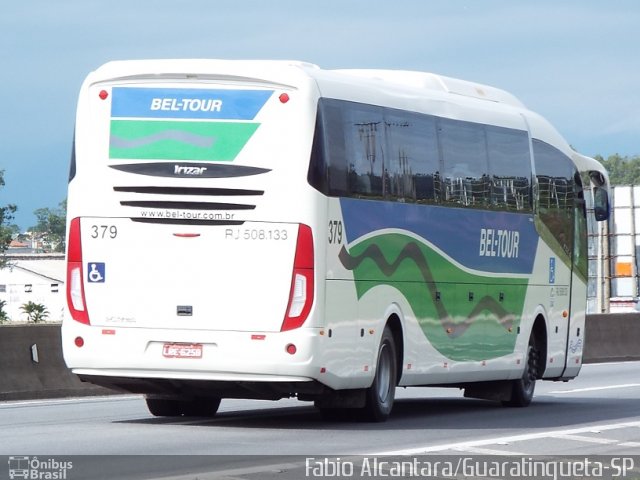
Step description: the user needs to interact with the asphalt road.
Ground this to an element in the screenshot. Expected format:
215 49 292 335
1 362 639 479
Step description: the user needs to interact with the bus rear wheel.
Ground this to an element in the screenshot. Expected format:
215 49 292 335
145 396 221 417
502 335 539 407
362 326 397 422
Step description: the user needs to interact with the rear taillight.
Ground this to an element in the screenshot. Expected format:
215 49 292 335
66 217 90 324
281 224 314 332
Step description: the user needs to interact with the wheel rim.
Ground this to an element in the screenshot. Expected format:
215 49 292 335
376 343 392 404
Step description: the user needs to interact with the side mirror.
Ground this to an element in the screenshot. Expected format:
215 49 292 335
593 187 609 221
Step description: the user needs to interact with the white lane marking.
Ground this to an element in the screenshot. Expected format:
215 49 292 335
370 420 640 455
587 362 638 366
0 395 140 408
547 383 640 394
550 433 618 444
452 446 528 456
154 461 303 480
619 442 640 447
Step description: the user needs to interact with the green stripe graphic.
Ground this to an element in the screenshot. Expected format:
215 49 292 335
340 233 528 361
109 120 260 161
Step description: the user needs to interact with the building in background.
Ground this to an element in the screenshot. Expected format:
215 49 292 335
0 254 65 322
587 185 640 313
599 186 640 313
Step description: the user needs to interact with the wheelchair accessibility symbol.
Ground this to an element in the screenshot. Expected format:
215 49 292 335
88 262 106 283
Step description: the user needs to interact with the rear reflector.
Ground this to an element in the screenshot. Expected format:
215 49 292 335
281 224 314 332
66 217 90 324
287 273 307 317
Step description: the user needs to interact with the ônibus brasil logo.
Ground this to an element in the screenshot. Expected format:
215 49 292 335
7 456 73 480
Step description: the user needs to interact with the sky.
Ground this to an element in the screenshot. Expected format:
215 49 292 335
1 0 639 230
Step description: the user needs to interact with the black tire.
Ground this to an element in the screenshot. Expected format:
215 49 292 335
180 397 221 417
145 396 221 417
145 397 182 417
362 326 397 422
502 335 539 407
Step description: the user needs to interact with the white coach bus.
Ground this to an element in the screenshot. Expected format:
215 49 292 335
62 60 609 421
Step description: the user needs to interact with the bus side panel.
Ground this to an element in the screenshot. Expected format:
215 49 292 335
563 271 587 378
325 197 540 387
528 213 582 378
521 239 571 378
321 198 457 388
318 198 377 389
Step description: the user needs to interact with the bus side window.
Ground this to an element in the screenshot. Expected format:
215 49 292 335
385 111 440 204
533 139 576 258
308 99 350 197
485 125 532 212
439 118 490 208
344 105 385 199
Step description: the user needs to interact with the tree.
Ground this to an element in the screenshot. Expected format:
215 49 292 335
594 154 640 185
20 301 49 323
0 170 18 267
0 300 9 324
31 199 66 253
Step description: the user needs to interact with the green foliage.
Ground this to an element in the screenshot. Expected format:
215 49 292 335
20 301 49 323
0 170 18 267
594 154 640 185
0 300 9 324
31 199 67 253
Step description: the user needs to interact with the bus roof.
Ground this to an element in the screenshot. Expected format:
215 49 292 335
333 69 526 108
88 60 522 108
86 59 574 159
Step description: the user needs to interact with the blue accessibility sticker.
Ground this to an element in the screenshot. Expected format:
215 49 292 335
87 262 106 283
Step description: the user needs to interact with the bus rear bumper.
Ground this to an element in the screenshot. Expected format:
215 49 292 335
62 322 329 393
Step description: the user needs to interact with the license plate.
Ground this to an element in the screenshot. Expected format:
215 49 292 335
162 343 203 359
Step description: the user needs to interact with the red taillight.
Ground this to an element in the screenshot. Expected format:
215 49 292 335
66 217 90 324
281 224 314 332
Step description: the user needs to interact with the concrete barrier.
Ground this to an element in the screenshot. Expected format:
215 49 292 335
0 324 111 401
1 315 639 400
583 313 640 363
